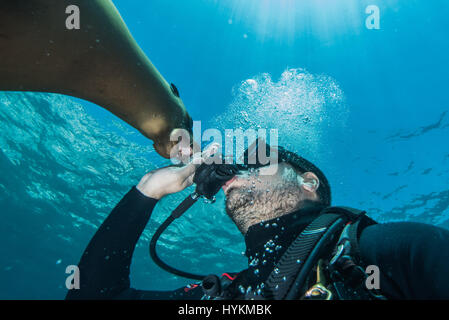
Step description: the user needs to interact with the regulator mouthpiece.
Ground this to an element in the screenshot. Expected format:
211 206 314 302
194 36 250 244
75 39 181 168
193 163 239 200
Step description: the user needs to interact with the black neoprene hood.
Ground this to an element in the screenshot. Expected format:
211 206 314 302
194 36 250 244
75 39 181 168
277 146 331 206
240 140 331 206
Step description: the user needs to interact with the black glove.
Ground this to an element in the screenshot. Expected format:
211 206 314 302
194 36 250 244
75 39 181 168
193 163 239 200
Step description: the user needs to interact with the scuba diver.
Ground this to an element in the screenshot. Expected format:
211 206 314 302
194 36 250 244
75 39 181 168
66 141 449 300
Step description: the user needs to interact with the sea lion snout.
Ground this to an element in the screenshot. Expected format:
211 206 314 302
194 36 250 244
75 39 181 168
154 128 193 160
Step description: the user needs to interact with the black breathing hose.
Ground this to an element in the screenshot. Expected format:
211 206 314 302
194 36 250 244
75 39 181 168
149 193 208 280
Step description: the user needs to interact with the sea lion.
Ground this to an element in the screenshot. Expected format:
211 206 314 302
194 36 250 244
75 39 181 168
0 0 192 158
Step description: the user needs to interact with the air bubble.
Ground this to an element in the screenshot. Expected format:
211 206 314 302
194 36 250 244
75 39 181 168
249 258 259 267
210 68 347 168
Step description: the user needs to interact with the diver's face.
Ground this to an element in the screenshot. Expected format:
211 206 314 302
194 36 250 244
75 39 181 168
223 162 304 234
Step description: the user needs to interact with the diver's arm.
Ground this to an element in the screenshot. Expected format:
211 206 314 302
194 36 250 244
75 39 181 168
0 0 192 158
66 156 208 300
65 185 204 300
65 186 158 299
358 222 449 299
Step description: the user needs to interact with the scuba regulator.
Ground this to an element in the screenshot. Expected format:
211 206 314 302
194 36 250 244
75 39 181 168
149 161 240 280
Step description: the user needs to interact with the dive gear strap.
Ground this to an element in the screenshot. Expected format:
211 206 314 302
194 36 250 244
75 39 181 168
149 193 206 280
204 206 380 300
254 206 381 300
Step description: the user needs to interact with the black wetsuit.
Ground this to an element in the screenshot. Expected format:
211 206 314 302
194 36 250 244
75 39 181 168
66 187 449 300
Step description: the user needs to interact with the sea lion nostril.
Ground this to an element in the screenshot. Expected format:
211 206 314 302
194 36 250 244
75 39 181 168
170 83 180 98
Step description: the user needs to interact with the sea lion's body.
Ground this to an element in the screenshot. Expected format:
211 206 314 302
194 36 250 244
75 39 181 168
0 0 192 158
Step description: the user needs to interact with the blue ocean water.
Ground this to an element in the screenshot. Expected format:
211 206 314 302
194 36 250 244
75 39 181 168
0 0 448 299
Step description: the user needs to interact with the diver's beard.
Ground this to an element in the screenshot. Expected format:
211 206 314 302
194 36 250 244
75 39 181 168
225 188 262 234
225 183 303 234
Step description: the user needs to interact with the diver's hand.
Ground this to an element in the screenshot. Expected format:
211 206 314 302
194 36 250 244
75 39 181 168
136 165 196 200
137 143 219 199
